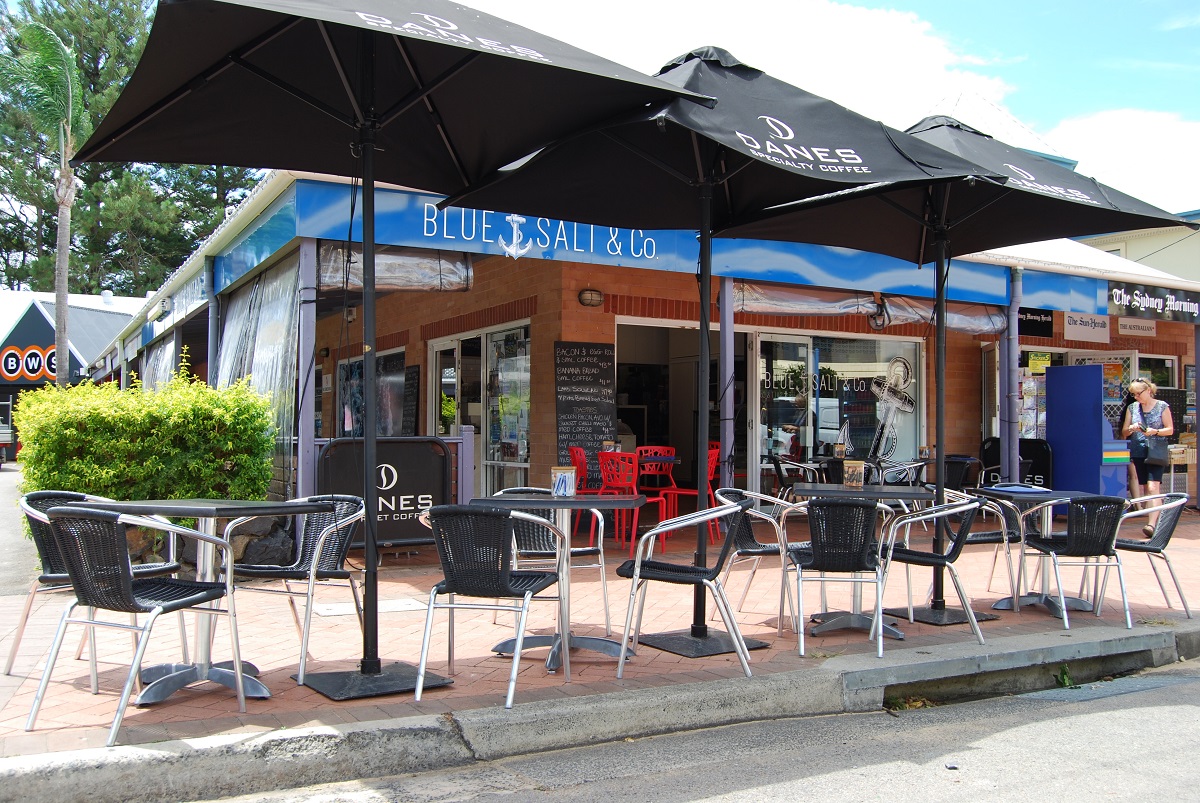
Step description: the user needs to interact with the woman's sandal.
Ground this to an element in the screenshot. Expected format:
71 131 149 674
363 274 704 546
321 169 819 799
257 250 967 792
1143 523 1156 538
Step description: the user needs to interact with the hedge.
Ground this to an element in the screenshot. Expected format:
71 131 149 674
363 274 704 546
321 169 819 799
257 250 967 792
15 370 274 503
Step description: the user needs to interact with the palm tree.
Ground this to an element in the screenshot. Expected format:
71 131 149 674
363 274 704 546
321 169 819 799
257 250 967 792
1 22 89 385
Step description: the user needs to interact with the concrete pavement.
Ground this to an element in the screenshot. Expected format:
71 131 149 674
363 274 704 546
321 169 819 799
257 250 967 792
0 464 1198 803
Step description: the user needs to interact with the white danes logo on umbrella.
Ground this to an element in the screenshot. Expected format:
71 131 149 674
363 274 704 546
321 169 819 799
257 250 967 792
1005 163 1037 182
734 116 866 174
378 463 399 491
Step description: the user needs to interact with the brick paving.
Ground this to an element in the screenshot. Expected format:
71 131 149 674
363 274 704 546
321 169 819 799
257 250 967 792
1 499 1198 756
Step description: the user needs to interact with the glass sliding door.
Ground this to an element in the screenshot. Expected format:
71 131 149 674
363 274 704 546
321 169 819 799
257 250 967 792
484 326 531 493
755 335 812 493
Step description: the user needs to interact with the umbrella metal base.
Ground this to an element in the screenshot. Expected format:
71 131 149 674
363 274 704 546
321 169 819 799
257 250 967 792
299 662 451 701
884 606 1000 626
637 629 769 658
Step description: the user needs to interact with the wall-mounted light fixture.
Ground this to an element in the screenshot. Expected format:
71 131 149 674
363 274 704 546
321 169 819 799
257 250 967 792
867 295 891 331
578 288 604 307
318 347 330 358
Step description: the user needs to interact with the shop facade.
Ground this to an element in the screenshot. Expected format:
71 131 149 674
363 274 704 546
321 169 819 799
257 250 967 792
98 173 1200 503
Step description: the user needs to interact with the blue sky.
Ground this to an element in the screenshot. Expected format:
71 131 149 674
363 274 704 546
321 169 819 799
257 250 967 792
861 1 1200 132
461 0 1200 214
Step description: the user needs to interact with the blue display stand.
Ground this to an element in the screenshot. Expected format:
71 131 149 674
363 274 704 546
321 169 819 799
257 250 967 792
1046 365 1129 497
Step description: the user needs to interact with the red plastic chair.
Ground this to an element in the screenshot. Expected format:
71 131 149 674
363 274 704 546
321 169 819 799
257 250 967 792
660 447 722 541
636 445 677 496
568 446 603 541
599 451 664 553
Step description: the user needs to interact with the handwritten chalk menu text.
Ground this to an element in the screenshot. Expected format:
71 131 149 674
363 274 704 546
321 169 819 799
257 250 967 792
555 341 616 484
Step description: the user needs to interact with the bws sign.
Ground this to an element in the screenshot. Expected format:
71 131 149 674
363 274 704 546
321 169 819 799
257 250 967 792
0 346 55 382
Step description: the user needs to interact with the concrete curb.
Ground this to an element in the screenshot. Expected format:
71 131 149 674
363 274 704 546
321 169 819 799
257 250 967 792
2 620 1197 803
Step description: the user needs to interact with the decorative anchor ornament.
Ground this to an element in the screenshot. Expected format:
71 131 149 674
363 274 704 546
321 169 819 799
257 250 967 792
498 213 533 259
869 356 917 460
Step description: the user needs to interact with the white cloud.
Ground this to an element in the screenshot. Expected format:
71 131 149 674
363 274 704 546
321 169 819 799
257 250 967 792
462 0 1197 214
461 0 1011 128
1161 13 1200 30
1046 110 1200 214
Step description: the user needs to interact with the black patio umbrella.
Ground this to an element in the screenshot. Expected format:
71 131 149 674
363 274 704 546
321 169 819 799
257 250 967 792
72 0 712 699
444 48 996 655
721 115 1197 624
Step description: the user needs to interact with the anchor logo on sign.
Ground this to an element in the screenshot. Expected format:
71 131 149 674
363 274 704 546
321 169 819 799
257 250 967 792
498 213 533 260
868 357 916 460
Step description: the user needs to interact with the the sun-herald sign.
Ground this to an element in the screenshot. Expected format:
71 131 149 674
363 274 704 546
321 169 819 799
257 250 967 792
1109 282 1200 322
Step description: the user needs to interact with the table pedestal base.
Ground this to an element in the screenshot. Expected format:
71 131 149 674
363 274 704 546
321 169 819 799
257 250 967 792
493 632 630 671
136 661 270 705
991 594 1092 614
301 663 452 701
637 630 770 658
885 606 1000 626
810 610 905 640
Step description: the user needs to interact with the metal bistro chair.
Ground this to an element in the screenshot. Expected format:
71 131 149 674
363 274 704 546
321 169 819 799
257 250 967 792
494 487 610 635
416 505 569 709
962 493 1026 610
228 495 366 684
6 491 183 677
1021 495 1131 630
883 494 988 646
1111 493 1191 618
616 501 754 678
789 498 894 658
26 507 246 747
713 488 809 636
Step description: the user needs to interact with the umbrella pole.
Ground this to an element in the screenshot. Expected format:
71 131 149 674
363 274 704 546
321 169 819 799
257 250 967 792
692 183 713 639
301 37 449 699
360 114 382 676
931 230 948 610
636 184 767 659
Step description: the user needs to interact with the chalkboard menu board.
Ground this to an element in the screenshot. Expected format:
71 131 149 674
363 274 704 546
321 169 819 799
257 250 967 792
555 341 616 484
401 365 420 436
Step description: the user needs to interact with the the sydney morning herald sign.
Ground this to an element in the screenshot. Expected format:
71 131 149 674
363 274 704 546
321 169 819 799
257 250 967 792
1108 282 1200 322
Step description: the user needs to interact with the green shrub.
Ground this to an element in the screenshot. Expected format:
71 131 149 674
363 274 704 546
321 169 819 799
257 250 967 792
15 369 274 503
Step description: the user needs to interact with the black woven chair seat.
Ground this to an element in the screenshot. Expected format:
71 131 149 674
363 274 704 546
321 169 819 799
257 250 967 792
130 578 226 613
616 558 716 585
789 542 877 571
888 546 946 568
1025 534 1115 558
234 565 352 580
1113 537 1159 554
435 570 557 597
964 529 1018 545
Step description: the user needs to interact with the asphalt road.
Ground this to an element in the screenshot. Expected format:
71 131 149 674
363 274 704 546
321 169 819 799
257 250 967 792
0 463 36 596
205 662 1200 802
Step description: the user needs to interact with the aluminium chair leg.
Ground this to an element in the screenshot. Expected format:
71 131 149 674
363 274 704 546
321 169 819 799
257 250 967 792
1114 556 1132 629
616 579 646 679
226 595 247 713
708 580 752 677
26 602 76 735
505 592 535 709
414 587 441 701
596 560 612 637
946 564 985 645
106 611 161 748
797 571 807 657
1156 553 1192 618
3 581 40 676
1050 554 1070 629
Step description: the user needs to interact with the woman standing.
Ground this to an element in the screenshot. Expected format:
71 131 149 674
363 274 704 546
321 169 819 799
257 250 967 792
1122 378 1174 536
